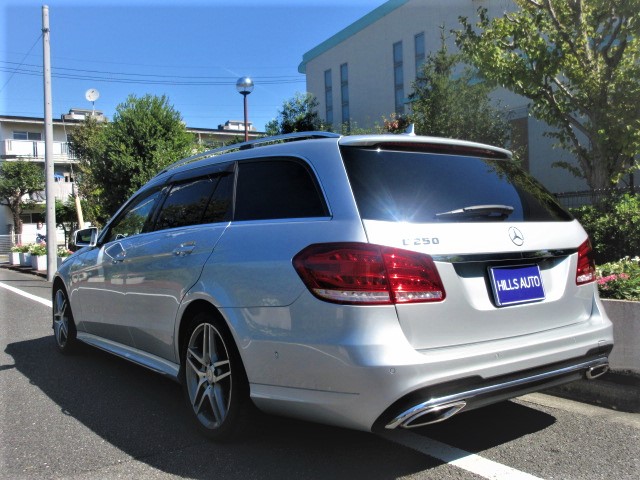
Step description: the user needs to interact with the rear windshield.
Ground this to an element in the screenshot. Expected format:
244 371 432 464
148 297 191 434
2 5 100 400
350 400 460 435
341 146 572 223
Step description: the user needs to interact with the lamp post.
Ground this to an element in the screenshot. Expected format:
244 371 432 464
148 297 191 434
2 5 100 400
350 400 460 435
236 76 254 142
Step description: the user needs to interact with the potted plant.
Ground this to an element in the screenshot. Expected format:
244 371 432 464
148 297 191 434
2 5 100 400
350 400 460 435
17 244 33 267
9 244 23 265
29 243 48 271
56 246 73 268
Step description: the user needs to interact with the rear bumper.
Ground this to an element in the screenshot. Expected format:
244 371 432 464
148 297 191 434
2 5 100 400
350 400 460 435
239 292 614 432
377 350 611 430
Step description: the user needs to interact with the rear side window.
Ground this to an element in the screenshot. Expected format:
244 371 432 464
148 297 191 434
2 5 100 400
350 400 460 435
234 158 328 221
341 146 572 223
154 172 233 231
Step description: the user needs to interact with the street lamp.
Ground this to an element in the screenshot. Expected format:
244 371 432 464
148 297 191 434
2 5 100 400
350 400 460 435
236 76 254 142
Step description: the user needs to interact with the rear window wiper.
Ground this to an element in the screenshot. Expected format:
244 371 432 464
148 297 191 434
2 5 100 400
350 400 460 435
434 204 514 221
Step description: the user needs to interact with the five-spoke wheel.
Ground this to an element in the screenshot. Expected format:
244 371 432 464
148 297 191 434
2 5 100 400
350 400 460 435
182 314 247 440
53 286 76 353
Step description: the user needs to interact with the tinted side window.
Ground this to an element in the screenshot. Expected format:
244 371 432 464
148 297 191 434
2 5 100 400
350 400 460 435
234 158 328 221
105 188 163 243
154 172 232 231
341 146 572 223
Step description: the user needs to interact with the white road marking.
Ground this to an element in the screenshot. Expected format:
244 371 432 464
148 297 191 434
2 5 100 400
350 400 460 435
0 281 52 308
380 430 544 480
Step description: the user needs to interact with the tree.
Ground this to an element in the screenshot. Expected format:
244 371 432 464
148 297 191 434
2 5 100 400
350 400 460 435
0 160 44 235
69 94 195 222
55 196 93 246
266 93 325 135
456 0 640 189
410 28 511 147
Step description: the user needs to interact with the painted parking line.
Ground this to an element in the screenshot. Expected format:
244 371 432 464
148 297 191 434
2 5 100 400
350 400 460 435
380 430 543 480
0 281 52 308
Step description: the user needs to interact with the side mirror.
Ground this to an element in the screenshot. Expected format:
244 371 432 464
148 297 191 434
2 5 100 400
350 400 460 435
74 227 98 247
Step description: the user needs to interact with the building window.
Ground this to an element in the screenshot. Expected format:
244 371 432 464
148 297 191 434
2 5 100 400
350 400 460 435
415 32 425 79
13 131 42 141
340 63 349 128
393 41 404 114
324 69 333 125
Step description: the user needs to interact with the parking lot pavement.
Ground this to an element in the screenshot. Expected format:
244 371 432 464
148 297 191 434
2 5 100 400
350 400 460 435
1 267 639 479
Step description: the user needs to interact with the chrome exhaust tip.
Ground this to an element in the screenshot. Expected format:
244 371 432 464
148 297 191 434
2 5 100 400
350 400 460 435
386 400 467 429
586 363 609 380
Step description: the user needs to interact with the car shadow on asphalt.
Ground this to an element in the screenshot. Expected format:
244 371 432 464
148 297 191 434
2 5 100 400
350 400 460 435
5 336 556 479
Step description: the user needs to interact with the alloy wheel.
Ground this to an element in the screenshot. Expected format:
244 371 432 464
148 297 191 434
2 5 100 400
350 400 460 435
53 289 71 349
185 322 233 430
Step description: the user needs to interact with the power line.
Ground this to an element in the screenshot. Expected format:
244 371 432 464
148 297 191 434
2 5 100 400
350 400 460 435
0 35 43 94
0 61 305 86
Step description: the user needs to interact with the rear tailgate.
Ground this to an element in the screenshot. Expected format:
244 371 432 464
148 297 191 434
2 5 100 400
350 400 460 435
362 219 593 350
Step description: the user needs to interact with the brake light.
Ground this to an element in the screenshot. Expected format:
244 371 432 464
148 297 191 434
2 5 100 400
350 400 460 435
576 239 596 285
293 243 446 305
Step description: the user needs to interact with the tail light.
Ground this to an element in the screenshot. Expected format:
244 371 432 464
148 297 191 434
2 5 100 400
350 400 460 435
293 243 446 305
576 239 596 285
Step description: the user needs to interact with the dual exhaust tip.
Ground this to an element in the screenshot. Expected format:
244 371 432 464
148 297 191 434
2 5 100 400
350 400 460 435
386 362 610 430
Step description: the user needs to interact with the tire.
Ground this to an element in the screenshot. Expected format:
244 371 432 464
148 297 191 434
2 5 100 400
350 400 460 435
52 286 77 354
181 313 249 441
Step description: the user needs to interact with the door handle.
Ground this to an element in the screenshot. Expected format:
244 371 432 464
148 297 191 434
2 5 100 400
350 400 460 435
173 241 196 257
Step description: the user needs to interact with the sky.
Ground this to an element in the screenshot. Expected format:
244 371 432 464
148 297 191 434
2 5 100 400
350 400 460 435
0 0 387 131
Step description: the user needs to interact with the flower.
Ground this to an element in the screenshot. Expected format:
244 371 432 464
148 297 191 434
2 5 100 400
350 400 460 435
597 273 629 286
57 246 73 258
11 244 31 253
28 243 47 256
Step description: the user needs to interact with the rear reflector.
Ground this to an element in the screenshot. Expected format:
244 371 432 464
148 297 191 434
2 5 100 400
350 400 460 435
576 239 596 285
293 243 445 305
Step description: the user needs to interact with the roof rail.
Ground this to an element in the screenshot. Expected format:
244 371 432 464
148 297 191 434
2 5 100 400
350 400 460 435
158 131 341 175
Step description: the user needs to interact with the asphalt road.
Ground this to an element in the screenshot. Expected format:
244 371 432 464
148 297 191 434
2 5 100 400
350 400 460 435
1 267 639 480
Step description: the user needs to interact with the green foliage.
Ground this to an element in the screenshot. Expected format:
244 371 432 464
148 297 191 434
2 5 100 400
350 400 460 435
69 94 195 222
571 193 640 264
456 0 640 189
410 27 511 147
597 256 640 301
28 243 47 256
0 160 44 234
266 93 326 136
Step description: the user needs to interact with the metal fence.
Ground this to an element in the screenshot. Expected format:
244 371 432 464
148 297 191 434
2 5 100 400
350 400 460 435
555 187 640 210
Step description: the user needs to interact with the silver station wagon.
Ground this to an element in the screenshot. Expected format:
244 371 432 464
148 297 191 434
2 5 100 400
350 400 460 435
53 131 614 440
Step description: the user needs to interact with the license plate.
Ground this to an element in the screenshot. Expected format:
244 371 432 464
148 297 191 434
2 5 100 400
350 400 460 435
489 264 545 307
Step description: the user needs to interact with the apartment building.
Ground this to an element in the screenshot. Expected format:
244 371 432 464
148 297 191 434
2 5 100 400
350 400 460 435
298 0 595 193
0 109 261 237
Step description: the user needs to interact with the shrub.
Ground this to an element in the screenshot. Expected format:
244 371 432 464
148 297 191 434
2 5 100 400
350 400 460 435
28 243 47 256
597 257 640 301
571 193 640 264
57 246 73 258
11 244 31 253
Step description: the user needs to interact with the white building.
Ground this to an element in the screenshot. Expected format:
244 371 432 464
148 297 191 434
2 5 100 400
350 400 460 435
298 0 596 193
0 109 262 239
218 120 257 132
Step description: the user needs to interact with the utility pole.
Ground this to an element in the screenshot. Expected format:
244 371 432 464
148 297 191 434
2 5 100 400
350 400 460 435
43 5 57 281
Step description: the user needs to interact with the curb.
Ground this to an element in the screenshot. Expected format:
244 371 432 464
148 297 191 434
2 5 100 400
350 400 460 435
0 263 48 279
544 371 640 413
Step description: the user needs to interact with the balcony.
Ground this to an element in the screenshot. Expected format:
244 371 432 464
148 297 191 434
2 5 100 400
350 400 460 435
28 181 76 203
1 139 77 162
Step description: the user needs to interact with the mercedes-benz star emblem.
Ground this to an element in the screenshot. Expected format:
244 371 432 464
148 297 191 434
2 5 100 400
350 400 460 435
508 226 524 246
